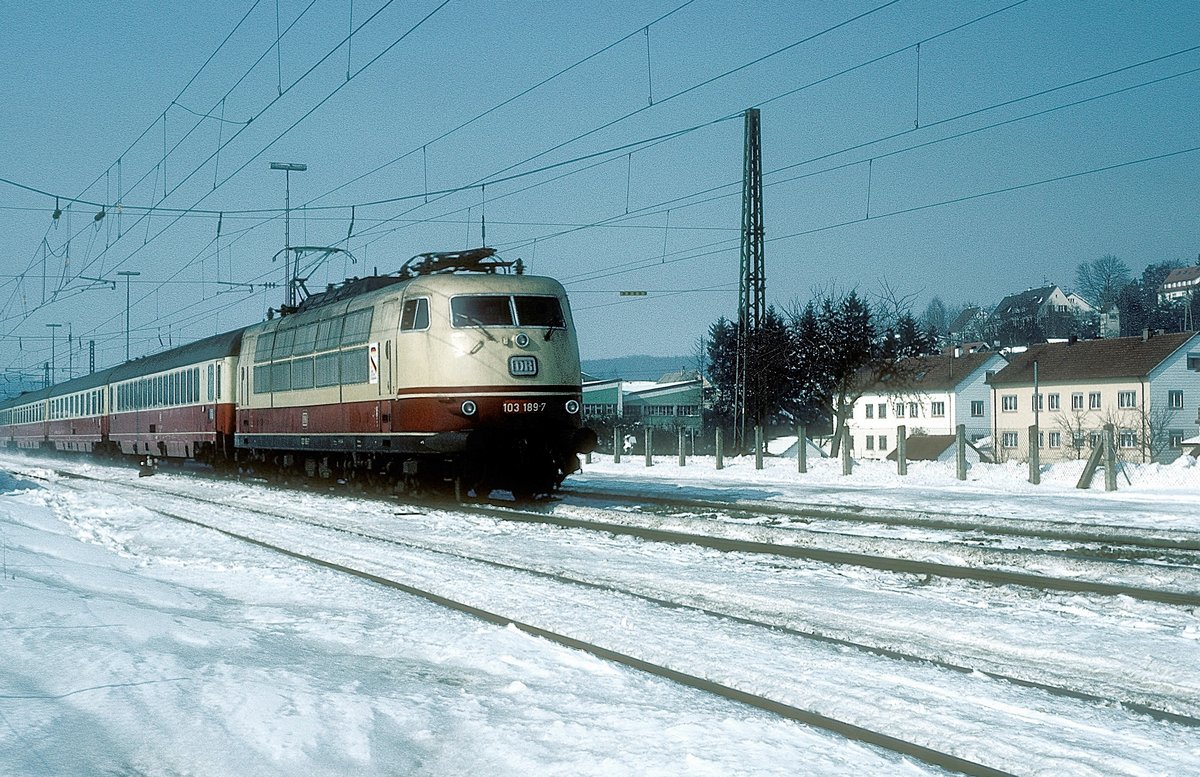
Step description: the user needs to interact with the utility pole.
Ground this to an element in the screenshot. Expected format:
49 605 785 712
734 108 765 452
117 271 140 361
46 323 62 385
270 161 307 309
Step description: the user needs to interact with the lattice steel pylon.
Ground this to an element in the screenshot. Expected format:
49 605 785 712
734 108 765 451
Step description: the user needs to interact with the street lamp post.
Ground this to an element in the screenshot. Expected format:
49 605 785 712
45 323 62 386
117 271 140 361
269 161 307 309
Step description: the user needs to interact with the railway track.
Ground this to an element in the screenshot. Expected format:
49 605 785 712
44 466 1199 730
29 468 1022 777
561 484 1200 559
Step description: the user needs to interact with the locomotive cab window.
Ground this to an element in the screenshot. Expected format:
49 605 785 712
451 296 514 327
515 296 565 328
400 298 430 331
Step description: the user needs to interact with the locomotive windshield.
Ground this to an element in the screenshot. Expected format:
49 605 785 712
450 295 565 329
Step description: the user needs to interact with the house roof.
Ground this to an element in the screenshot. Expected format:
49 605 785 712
858 351 1003 393
624 378 702 400
947 306 984 333
1162 266 1200 288
987 331 1196 385
992 286 1057 319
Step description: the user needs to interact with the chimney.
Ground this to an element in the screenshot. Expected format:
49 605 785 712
953 346 962 358
1143 328 1150 342
1068 335 1077 345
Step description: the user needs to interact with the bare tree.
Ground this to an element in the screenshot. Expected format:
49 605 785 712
1076 254 1131 309
1143 402 1181 463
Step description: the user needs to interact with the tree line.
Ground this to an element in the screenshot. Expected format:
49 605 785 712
704 291 938 452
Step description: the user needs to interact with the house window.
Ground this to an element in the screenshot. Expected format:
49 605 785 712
865 435 874 451
878 435 887 451
896 403 905 418
971 400 984 417
1002 395 1017 412
1002 431 1019 448
1119 429 1137 449
865 404 874 419
1169 390 1184 409
1088 432 1100 448
908 402 919 417
1038 431 1045 449
1048 431 1061 448
1170 430 1185 449
1188 354 1200 371
1048 393 1060 411
1118 391 1137 409
1089 392 1102 410
1032 393 1043 412
931 401 945 417
878 403 887 419
1071 393 1084 410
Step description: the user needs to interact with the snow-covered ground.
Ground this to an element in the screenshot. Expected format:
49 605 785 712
0 451 1197 775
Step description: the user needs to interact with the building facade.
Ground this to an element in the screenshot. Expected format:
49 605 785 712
847 351 1007 460
987 331 1200 464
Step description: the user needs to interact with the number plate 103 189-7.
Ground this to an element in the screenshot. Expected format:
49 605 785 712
509 355 538 376
503 401 547 413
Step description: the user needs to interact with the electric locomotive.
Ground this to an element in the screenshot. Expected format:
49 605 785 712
235 248 595 497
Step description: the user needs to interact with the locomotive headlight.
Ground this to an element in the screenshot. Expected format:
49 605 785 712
565 399 580 415
461 400 478 416
514 333 530 348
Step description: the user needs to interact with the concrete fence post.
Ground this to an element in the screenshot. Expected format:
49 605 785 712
897 424 907 476
645 427 653 468
755 425 764 470
797 424 807 474
1028 424 1041 485
1104 423 1117 491
956 424 967 481
613 426 621 464
678 427 686 467
715 428 724 470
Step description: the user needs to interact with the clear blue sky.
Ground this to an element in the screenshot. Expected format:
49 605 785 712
1 0 1198 385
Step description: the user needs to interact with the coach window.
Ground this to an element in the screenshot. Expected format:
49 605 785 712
207 365 215 401
400 298 429 331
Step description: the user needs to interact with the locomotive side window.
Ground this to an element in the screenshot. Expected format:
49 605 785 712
341 309 373 346
400 298 429 331
451 295 513 327
293 323 318 356
340 349 369 384
255 332 275 362
315 318 344 352
274 327 296 357
292 357 315 390
514 296 565 328
315 353 339 388
253 365 271 394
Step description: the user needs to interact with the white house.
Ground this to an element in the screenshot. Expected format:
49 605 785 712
847 351 1007 460
987 330 1200 463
